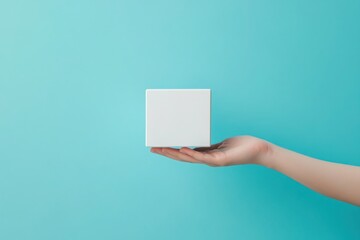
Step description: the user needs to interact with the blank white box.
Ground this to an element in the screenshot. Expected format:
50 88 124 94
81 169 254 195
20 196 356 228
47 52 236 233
146 89 211 147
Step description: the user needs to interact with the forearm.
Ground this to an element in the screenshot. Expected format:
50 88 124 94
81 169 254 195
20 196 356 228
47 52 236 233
260 144 360 206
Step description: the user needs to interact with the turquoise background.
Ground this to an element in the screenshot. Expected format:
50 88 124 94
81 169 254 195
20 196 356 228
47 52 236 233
1 0 359 239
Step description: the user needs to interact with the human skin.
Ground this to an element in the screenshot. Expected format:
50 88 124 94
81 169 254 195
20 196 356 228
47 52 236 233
151 136 360 206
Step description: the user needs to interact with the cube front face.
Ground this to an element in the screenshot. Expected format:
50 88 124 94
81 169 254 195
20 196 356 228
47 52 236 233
146 89 211 147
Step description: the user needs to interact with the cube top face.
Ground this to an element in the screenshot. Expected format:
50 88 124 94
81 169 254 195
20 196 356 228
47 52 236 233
146 89 211 147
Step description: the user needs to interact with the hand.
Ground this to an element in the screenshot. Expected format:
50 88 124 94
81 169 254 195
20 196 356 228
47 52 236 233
152 135 360 205
151 136 271 167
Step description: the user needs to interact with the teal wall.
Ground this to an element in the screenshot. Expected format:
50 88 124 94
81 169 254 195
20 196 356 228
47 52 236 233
1 0 359 239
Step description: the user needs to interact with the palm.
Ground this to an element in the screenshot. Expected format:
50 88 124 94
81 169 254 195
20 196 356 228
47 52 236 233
151 136 269 167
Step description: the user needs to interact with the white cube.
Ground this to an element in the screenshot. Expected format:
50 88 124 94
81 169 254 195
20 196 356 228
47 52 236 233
146 89 211 147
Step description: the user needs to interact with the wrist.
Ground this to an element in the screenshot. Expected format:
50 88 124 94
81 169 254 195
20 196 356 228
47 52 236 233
256 141 277 169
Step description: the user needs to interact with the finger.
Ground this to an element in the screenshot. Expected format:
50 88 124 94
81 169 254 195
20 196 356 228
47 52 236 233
162 148 200 163
155 148 184 160
153 148 199 163
179 147 216 163
150 147 162 153
193 142 223 152
151 147 174 157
